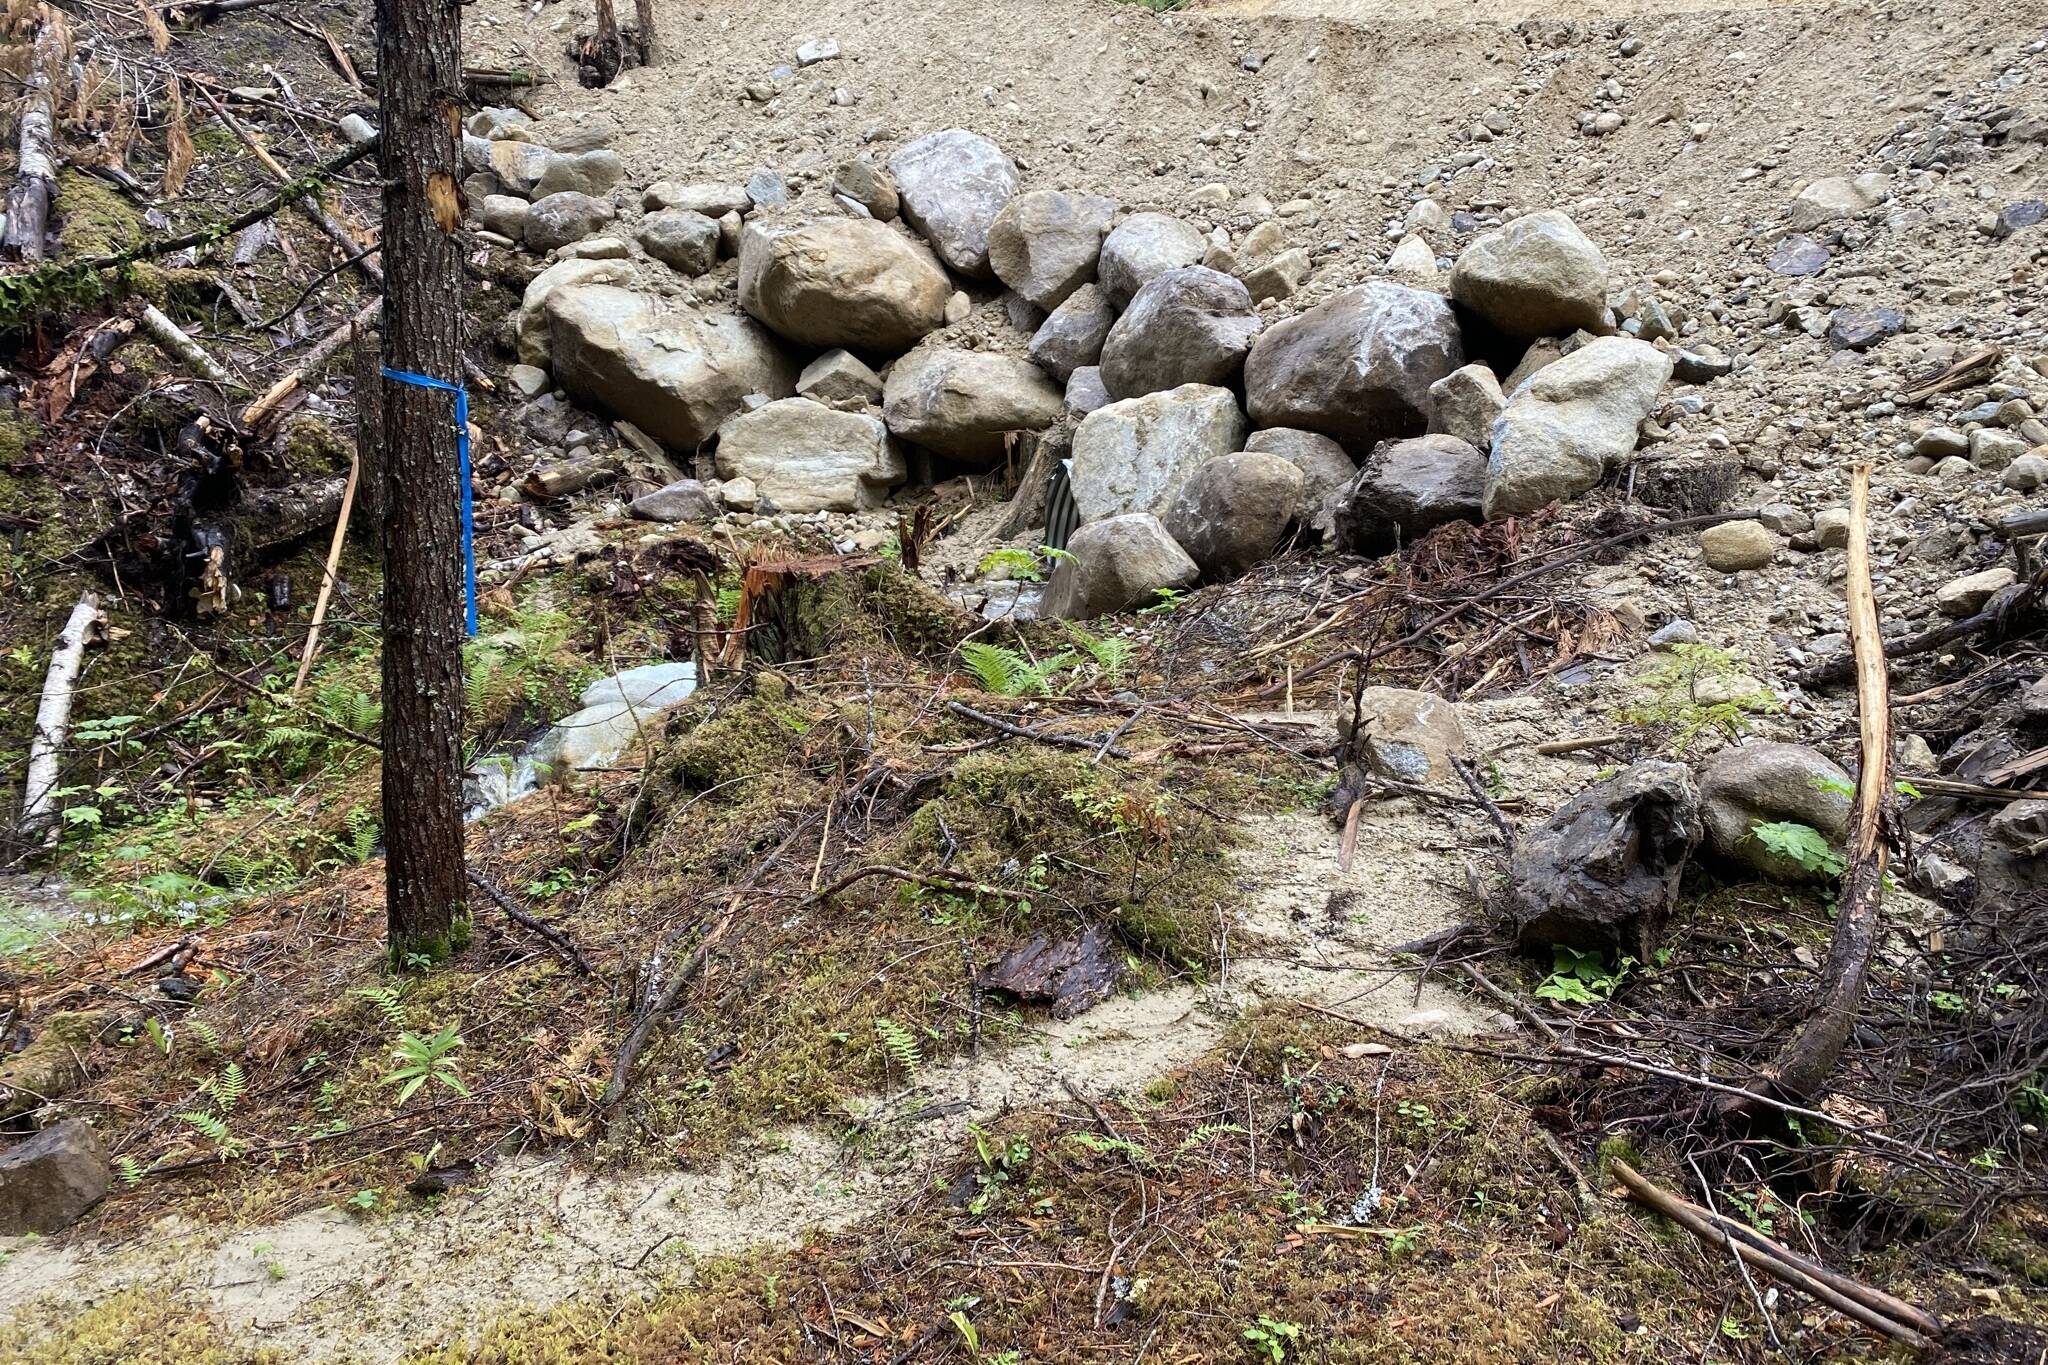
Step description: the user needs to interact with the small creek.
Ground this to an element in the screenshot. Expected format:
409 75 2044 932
465 661 698 817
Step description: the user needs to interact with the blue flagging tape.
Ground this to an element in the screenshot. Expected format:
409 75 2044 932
381 366 478 637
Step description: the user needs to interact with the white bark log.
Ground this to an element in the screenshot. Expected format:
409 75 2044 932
20 593 104 843
139 304 234 386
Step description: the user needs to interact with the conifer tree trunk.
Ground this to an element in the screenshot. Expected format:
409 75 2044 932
376 0 468 962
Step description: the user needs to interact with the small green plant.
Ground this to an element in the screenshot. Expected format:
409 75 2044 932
875 1017 922 1077
1065 625 1136 683
1534 945 1634 1005
958 642 1077 697
1137 586 1185 615
383 1025 468 1107
1747 820 1846 879
1616 644 1779 753
977 547 1048 582
345 1188 381 1213
353 982 412 1029
115 1155 144 1188
1243 1315 1303 1363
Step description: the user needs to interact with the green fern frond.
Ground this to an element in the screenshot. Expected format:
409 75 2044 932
201 1061 248 1112
959 643 1028 695
874 1017 922 1075
352 983 411 1030
116 1155 144 1188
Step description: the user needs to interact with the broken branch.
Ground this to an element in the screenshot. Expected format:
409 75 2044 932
20 593 105 844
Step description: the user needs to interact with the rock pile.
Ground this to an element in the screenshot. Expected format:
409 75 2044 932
467 114 1693 613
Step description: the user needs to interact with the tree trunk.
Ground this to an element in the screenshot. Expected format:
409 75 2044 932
376 0 469 963
352 315 388 541
634 0 656 63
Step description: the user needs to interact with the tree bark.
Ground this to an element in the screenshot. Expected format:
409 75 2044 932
634 0 656 62
376 0 469 962
3 6 67 262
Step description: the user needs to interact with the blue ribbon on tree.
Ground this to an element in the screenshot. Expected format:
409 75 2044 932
381 367 478 637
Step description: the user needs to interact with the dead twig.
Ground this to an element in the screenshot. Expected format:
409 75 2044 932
946 700 1131 759
464 870 596 977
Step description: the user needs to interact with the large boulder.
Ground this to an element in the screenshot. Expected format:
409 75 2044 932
1244 428 1356 539
881 348 1064 466
1508 762 1702 958
524 191 616 253
1041 513 1198 619
1427 363 1507 451
1449 210 1610 340
1335 434 1487 554
545 285 798 451
1482 336 1671 519
1162 452 1303 579
738 218 952 354
888 129 1018 276
533 148 625 199
1070 384 1250 522
713 398 904 512
1699 742 1854 882
1243 282 1463 450
987 190 1118 310
0 1119 110 1235
1097 212 1206 309
515 257 634 368
1099 266 1263 400
1029 284 1116 382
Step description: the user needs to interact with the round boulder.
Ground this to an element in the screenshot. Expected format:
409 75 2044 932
988 189 1119 310
1335 434 1486 555
639 210 721 275
1163 452 1304 580
1449 210 1610 340
1029 284 1116 382
738 218 951 354
888 129 1019 277
1042 513 1198 620
1098 212 1205 309
1699 741 1854 882
524 191 617 253
1100 266 1263 401
1244 428 1357 539
881 348 1064 466
1243 282 1464 450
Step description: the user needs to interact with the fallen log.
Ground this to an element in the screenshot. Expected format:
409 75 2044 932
2 5 69 262
522 454 618 499
20 593 105 844
138 304 235 386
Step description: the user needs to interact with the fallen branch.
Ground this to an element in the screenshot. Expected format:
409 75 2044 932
290 453 359 695
1795 565 2048 688
1610 1160 1937 1349
946 700 1132 759
20 593 105 844
240 297 382 429
1738 462 1890 1109
138 304 234 385
464 869 595 976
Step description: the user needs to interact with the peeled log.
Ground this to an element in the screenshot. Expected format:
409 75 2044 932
3 6 69 261
20 593 104 843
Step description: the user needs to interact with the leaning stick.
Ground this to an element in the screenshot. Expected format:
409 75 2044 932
21 593 103 843
240 297 383 429
290 452 360 697
139 304 234 385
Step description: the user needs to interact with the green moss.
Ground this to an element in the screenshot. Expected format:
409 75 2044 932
55 170 146 260
772 560 974 663
0 1291 280 1365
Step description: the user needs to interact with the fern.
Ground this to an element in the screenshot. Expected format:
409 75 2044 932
200 1061 248 1112
1174 1122 1250 1157
115 1155 144 1188
186 1019 221 1051
958 643 1078 697
353 983 411 1030
1065 627 1136 683
177 1109 243 1154
874 1018 922 1076
338 806 380 864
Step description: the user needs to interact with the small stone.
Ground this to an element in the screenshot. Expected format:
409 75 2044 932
1766 235 1830 276
338 113 378 146
1700 520 1775 571
746 170 790 209
833 160 899 221
1971 428 2031 470
2001 453 2048 491
1936 567 2017 618
1826 306 1906 351
796 37 841 65
1913 426 1969 458
1647 619 1699 650
1756 503 1811 535
1995 199 2047 237
509 364 551 398
629 479 719 524
945 290 972 325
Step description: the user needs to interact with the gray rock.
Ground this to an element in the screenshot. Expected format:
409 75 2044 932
545 285 798 451
644 181 752 217
524 192 617 254
1066 366 1112 417
746 170 789 209
1788 174 1887 230
639 210 721 275
1244 428 1356 539
888 129 1019 276
1243 282 1464 451
1971 428 2031 470
1766 235 1831 276
796 37 841 65
1700 520 1776 571
1995 199 2047 237
1699 742 1853 881
2001 453 2048 491
478 194 531 241
1162 452 1304 579
1335 434 1486 554
987 190 1119 310
0 1119 110 1235
714 398 903 512
1042 513 1199 619
533 149 625 199
1099 266 1262 400
1936 567 2017 617
1426 363 1506 451
514 257 635 368
1028 285 1116 382
1070 384 1250 522
833 160 899 221
468 106 532 140
1826 306 1906 350
486 139 551 195
796 348 884 406
545 118 616 154
1913 426 1969 458
508 363 551 398
881 348 1064 467
1483 336 1672 519
338 113 378 146
1337 686 1470 787
1648 619 1699 650
1097 212 1206 309
629 479 719 523
738 217 951 353
1508 761 1702 958
1449 210 1609 340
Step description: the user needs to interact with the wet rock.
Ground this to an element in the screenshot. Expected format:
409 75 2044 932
1335 434 1486 554
1070 383 1250 522
1448 210 1609 340
1936 567 2016 617
833 160 899 221
889 129 1019 276
714 398 902 512
1338 686 1470 787
1162 452 1303 579
644 181 752 217
1243 282 1463 451
545 285 798 451
639 210 721 275
1508 761 1702 958
1041 513 1199 619
1699 742 1853 881
524 192 617 253
1019 291 1110 389
796 349 883 406
987 189 1118 310
629 479 719 523
1483 336 1672 519
1244 428 1356 539
533 149 626 199
0 1120 110 1235
881 348 1064 466
1700 519 1777 571
514 257 635 368
1100 266 1262 400
1097 211 1206 309
738 217 951 353
1427 363 1506 451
